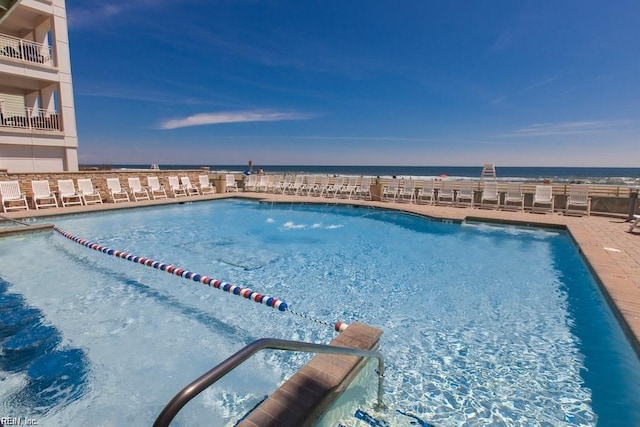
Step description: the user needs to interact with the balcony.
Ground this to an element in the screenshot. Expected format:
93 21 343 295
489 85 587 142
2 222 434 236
0 105 60 131
0 32 53 66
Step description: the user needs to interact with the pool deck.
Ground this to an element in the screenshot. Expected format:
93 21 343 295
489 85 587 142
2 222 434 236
2 191 640 423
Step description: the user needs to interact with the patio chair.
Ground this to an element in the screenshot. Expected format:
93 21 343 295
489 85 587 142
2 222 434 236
381 179 399 202
31 180 58 209
181 176 200 196
0 181 29 212
167 176 187 197
198 175 216 195
397 179 416 203
532 185 554 214
147 176 168 199
565 184 591 216
256 175 269 192
106 178 130 203
286 175 305 195
127 177 150 201
325 177 345 198
225 174 239 192
267 175 283 193
77 178 103 205
57 179 83 207
300 176 317 196
243 174 257 192
338 177 358 199
502 182 524 211
354 177 372 200
310 176 329 197
629 215 640 233
456 181 475 207
416 180 436 205
436 180 455 206
479 181 500 209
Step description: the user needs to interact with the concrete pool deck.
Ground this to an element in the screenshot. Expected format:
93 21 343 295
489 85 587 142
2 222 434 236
2 190 640 424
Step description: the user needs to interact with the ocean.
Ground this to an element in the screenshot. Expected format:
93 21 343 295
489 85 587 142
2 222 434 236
104 165 640 186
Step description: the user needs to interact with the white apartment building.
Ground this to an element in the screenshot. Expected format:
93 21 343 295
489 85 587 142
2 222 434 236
0 0 78 172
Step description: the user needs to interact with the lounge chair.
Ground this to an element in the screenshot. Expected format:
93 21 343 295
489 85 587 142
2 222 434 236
502 182 524 211
382 179 399 202
256 175 269 192
565 184 591 216
244 175 257 192
180 177 200 196
286 175 305 195
325 177 345 198
397 180 416 203
479 181 500 209
354 177 372 200
106 178 130 203
629 215 640 233
338 177 358 199
198 175 216 195
532 185 554 214
31 180 58 209
267 175 283 193
0 181 29 212
300 176 317 196
167 176 187 197
416 180 435 205
147 176 167 199
127 177 150 201
436 181 455 206
77 178 103 205
225 174 239 192
456 181 475 207
57 179 83 207
310 176 329 197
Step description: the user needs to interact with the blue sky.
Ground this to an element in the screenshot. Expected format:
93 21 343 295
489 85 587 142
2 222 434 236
66 1 640 167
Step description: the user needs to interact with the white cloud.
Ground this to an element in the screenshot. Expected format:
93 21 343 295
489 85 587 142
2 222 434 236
158 110 315 130
498 120 633 137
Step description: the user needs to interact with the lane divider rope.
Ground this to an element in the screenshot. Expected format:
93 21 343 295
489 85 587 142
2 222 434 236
53 226 349 332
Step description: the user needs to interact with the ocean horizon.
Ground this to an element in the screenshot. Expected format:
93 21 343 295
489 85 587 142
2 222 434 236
94 164 640 186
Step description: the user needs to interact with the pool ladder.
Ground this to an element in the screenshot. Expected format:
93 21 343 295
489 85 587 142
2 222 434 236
153 337 385 426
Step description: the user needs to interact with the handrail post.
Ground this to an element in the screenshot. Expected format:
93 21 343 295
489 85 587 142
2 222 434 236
153 338 385 426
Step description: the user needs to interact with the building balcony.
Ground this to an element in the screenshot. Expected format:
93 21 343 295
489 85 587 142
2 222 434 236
0 105 60 131
0 32 53 67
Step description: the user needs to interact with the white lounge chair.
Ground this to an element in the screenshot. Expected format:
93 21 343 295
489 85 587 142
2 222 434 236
77 178 103 205
397 180 416 203
127 177 150 201
338 177 358 199
629 215 640 233
32 180 58 209
181 176 200 196
198 175 216 195
57 179 83 207
354 177 372 200
147 176 167 199
0 181 29 212
106 178 130 203
325 177 345 198
532 185 554 214
267 175 283 193
416 180 435 205
286 175 305 195
225 174 239 192
382 179 399 202
436 181 455 206
502 182 524 211
256 175 269 192
565 184 591 216
244 175 257 192
301 176 317 196
479 181 500 209
168 176 187 198
456 181 475 207
310 176 329 197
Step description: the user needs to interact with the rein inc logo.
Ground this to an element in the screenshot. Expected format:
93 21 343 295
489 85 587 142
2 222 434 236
0 417 38 425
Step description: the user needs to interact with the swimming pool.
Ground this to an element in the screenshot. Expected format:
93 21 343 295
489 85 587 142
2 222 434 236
1 200 639 426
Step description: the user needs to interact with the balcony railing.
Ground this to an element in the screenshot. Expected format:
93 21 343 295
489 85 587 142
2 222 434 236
0 105 60 131
0 33 53 66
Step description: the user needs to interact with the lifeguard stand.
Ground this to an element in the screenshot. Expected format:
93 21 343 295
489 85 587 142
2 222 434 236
480 163 497 181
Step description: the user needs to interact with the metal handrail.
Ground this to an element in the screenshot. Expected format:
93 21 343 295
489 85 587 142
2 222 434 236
153 337 385 426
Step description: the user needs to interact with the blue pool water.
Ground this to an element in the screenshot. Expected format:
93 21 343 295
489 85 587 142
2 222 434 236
1 200 639 426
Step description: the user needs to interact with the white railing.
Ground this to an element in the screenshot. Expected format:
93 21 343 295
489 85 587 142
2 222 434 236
0 103 60 131
0 33 53 66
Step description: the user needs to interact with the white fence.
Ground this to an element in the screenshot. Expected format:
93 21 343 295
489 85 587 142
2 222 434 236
0 33 53 66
